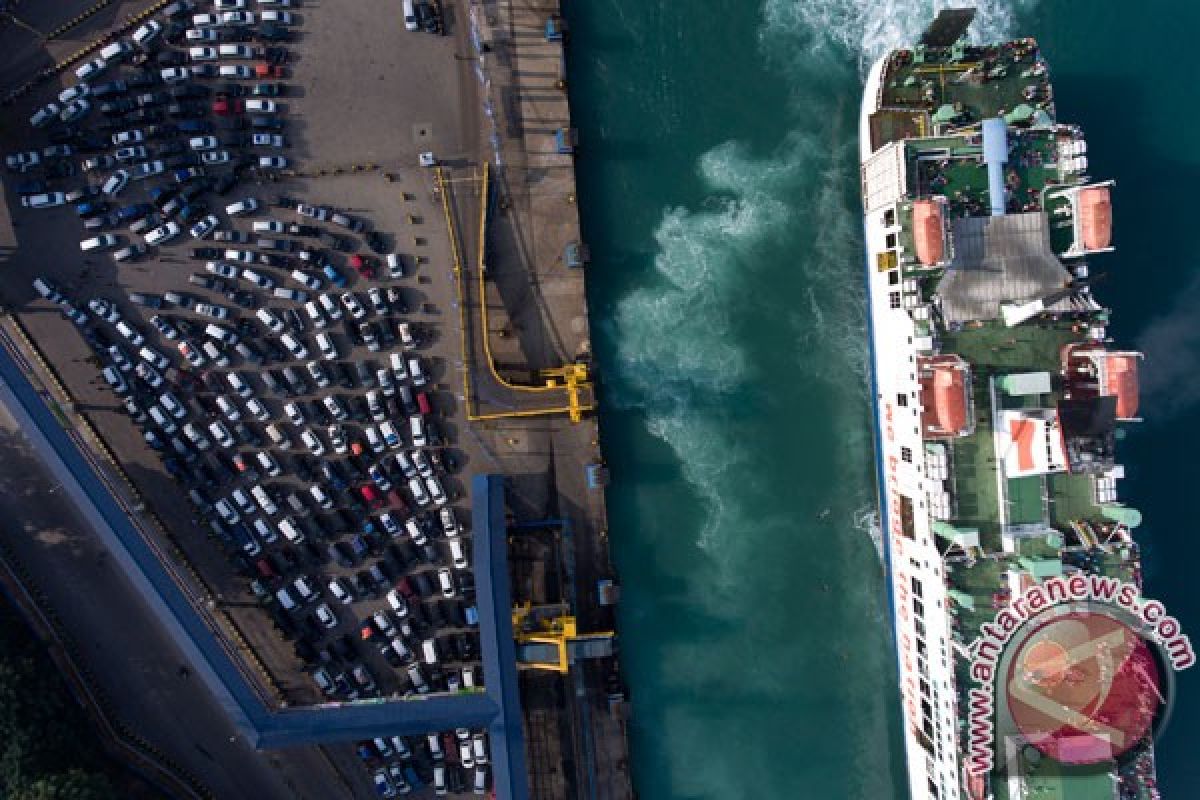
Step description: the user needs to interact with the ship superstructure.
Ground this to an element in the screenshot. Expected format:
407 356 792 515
860 11 1164 800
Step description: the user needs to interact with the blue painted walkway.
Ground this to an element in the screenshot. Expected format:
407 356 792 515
0 336 528 797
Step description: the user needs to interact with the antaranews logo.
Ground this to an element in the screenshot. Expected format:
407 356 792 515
965 574 1194 776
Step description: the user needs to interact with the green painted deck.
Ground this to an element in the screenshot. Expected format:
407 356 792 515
881 42 1050 129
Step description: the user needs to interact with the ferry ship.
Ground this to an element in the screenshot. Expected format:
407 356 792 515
860 10 1173 800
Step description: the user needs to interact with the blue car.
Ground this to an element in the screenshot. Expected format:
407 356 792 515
15 179 47 196
75 200 108 217
117 202 152 221
322 263 348 288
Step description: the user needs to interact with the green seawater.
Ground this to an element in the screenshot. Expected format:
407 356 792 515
564 1 1200 796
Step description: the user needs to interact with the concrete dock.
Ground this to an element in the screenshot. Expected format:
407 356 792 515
0 0 634 795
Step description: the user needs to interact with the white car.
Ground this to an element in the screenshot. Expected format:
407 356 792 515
192 12 220 27
253 219 284 233
161 66 190 83
256 308 285 333
304 301 328 328
315 332 338 361
250 133 285 148
219 43 256 58
261 10 293 24
225 249 256 264
207 261 239 279
112 129 144 145
340 293 366 320
189 135 218 151
6 151 40 172
226 197 259 216
186 28 220 42
282 402 305 427
177 340 206 367
60 97 91 122
102 169 130 196
300 429 325 456
145 221 182 246
208 421 235 449
221 12 256 26
132 160 165 180
80 234 118 252
258 156 288 169
319 293 342 320
242 269 274 289
215 0 246 9
88 298 120 323
29 103 61 128
132 20 163 47
291 270 321 291
21 192 67 209
189 214 220 239
189 46 218 61
114 145 147 162
314 603 337 629
219 65 254 79
58 83 89 105
245 98 276 113
74 58 106 81
201 150 231 165
246 398 271 422
280 333 308 360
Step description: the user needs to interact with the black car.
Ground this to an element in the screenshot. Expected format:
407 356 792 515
286 223 318 237
264 46 288 65
124 108 164 125
318 230 352 252
365 231 388 254
256 23 292 43
219 82 247 98
170 83 211 99
164 21 188 44
163 0 195 18
126 70 159 89
215 116 247 131
250 115 284 131
167 101 206 119
163 153 199 170
136 91 169 107
145 123 178 139
156 50 187 67
180 178 211 201
416 1 442 34
153 139 185 156
275 195 298 209
100 98 136 116
256 252 289 268
92 80 129 99
77 133 111 153
213 173 239 195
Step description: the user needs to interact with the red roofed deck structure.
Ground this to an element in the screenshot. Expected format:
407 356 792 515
1104 353 1139 420
1061 344 1142 421
918 355 973 438
1078 186 1112 251
912 199 945 266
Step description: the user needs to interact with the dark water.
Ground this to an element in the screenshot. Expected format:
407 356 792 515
564 0 1200 796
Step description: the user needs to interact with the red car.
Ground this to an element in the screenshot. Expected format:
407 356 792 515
360 484 382 508
255 63 284 79
415 391 432 416
386 488 409 514
395 576 415 601
212 96 244 116
349 254 375 279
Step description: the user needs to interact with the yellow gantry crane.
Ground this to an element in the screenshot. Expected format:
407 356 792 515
511 603 614 673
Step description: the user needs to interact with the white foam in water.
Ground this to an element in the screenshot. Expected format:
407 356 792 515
760 0 1035 72
611 2 1034 795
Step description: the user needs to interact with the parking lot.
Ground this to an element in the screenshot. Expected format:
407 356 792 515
1 0 499 795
